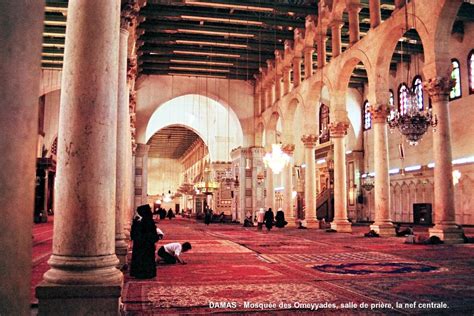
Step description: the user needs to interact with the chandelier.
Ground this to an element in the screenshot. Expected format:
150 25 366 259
194 162 220 194
387 93 437 146
263 144 290 174
361 173 375 191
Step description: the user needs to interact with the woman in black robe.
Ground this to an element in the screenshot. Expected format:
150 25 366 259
264 208 274 231
275 208 288 228
130 204 159 279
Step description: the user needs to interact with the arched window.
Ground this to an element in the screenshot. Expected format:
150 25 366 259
363 100 371 131
468 50 474 94
412 75 424 110
389 89 394 107
319 103 330 143
398 83 409 115
450 59 462 100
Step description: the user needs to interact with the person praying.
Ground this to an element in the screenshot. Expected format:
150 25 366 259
157 242 192 265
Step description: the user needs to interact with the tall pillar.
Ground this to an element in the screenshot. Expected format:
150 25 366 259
134 143 150 210
316 35 327 68
292 56 302 87
115 22 131 267
348 3 362 46
264 146 275 212
260 86 267 111
330 20 344 58
282 144 296 225
370 106 394 236
267 82 275 107
424 77 464 243
301 135 318 227
329 122 352 232
0 2 43 315
36 1 123 314
304 47 314 79
283 66 291 95
369 0 381 29
274 75 282 101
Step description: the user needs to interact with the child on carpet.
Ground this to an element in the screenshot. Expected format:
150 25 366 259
157 242 192 265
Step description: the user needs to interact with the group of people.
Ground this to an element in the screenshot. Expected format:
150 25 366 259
252 207 288 231
130 204 192 279
154 207 175 220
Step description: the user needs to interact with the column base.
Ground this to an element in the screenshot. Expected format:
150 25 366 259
36 282 122 316
429 225 464 244
331 220 352 233
305 219 319 229
370 222 395 237
286 217 297 227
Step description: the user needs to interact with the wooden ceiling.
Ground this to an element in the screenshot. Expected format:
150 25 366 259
147 125 201 158
43 0 474 88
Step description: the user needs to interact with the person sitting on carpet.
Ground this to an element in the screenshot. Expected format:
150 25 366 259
157 242 192 265
364 230 379 237
130 204 160 279
257 208 265 231
264 208 274 231
275 208 288 228
395 224 414 237
243 214 254 227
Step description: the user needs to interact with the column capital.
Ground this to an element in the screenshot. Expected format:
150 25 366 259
127 57 138 82
347 3 362 13
120 0 140 30
330 19 345 29
303 46 315 54
282 143 295 155
301 134 318 148
292 56 302 63
423 77 455 101
370 104 390 123
329 121 349 138
135 143 150 156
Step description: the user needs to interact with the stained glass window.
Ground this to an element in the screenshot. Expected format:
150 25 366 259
398 83 409 115
319 103 330 143
412 76 424 110
469 50 474 94
363 100 371 130
450 59 461 100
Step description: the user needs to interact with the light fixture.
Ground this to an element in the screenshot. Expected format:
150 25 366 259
184 0 274 12
452 170 461 186
386 2 437 146
176 28 254 38
170 59 233 67
180 15 263 26
263 144 290 174
173 50 240 58
175 39 247 49
194 161 220 194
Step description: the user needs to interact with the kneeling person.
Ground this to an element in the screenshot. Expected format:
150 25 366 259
157 242 192 264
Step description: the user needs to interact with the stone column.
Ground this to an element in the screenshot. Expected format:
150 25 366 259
370 105 394 236
274 75 282 101
115 23 130 267
260 86 267 111
282 144 296 225
36 1 123 314
348 3 362 46
424 77 463 243
301 135 318 227
330 20 344 58
267 82 275 107
283 66 291 95
292 56 302 87
369 0 381 29
134 143 150 210
329 122 352 232
316 35 327 68
0 2 43 315
264 145 275 212
304 47 314 79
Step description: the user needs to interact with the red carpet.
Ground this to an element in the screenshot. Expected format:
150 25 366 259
30 217 474 314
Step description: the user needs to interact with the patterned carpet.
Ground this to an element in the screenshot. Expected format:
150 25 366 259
31 217 474 314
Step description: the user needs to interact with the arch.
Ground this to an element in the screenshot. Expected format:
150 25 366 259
336 50 373 93
145 94 244 162
305 70 333 106
281 97 301 144
373 11 430 96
